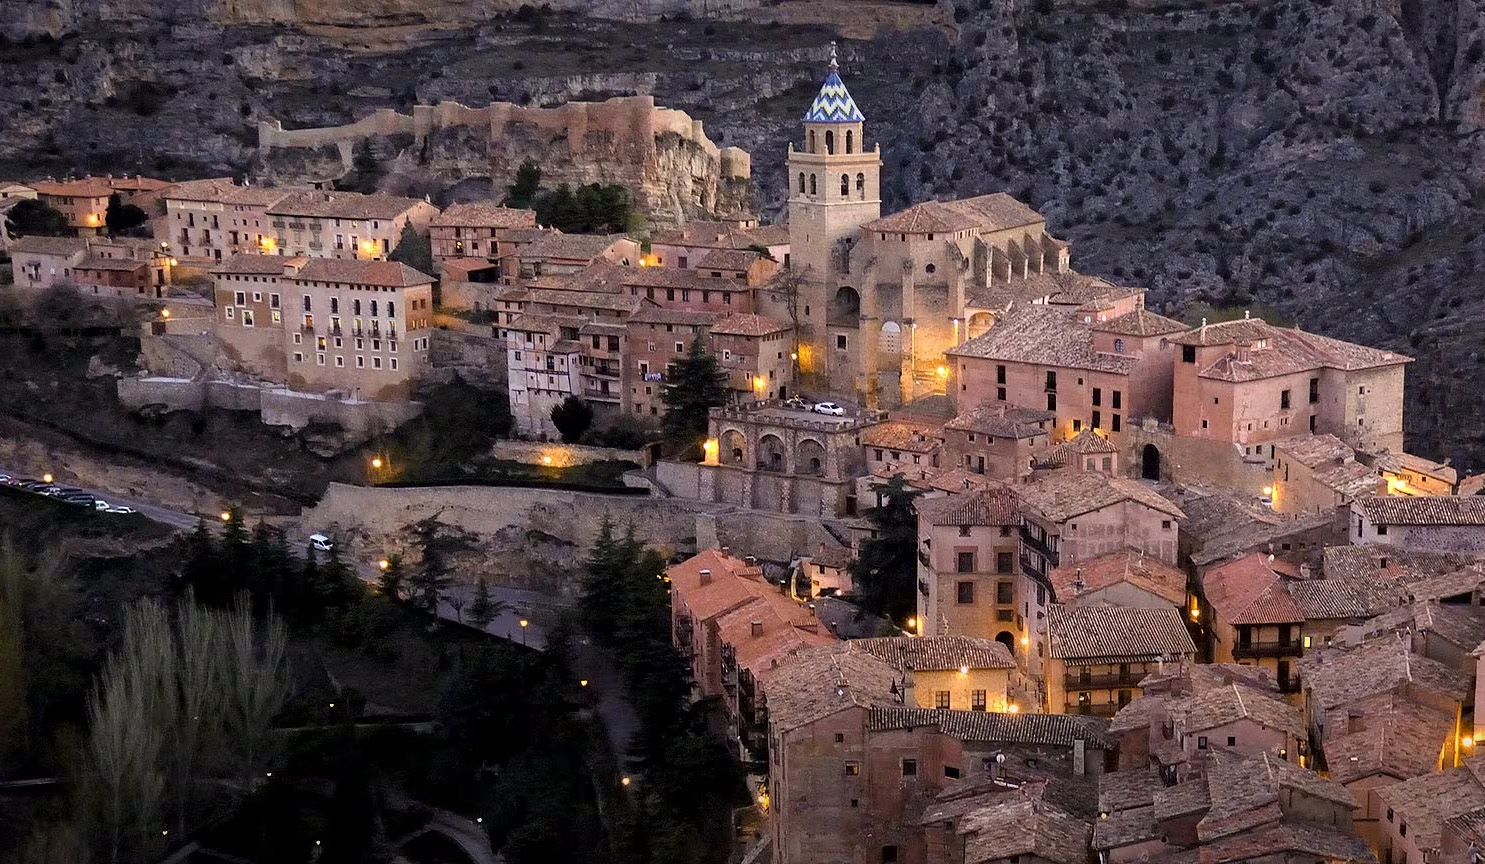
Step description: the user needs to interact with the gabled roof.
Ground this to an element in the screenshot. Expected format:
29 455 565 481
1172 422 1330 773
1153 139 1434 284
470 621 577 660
510 232 633 263
431 201 535 229
756 643 905 733
1050 548 1187 607
947 304 1137 374
266 189 430 220
212 253 305 275
1015 471 1185 523
1354 494 1485 526
694 248 759 271
708 312 789 337
9 235 88 256
861 421 942 452
802 68 865 123
957 797 1091 864
1176 683 1304 737
1173 317 1409 381
1299 634 1473 712
295 259 433 288
852 635 1015 671
1200 751 1357 841
1343 601 1485 652
1090 307 1188 337
1322 692 1451 785
864 193 1044 235
1201 552 1298 625
944 403 1054 438
915 486 1020 527
1375 761 1485 854
1046 605 1197 661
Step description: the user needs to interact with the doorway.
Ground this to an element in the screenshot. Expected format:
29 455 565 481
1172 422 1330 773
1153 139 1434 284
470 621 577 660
1141 444 1161 481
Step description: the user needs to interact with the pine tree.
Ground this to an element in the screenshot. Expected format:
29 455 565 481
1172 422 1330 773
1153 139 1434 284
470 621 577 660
409 517 451 616
578 515 622 642
550 395 593 444
388 222 433 276
660 339 728 445
377 553 407 604
507 160 542 209
183 519 222 604
467 577 508 633
847 475 922 623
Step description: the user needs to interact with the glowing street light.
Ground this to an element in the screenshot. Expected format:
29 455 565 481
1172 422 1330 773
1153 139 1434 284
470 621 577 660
541 455 553 465
519 618 529 646
220 511 232 522
41 473 53 484
580 679 589 687
371 457 383 470
378 559 390 571
161 308 171 319
621 776 631 787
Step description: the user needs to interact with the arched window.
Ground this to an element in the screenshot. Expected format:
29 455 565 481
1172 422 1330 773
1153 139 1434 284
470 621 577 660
809 174 817 196
387 301 395 317
846 129 854 153
808 130 816 153
841 174 849 197
370 299 378 317
798 172 806 194
825 130 835 154
1114 338 1125 353
856 173 865 199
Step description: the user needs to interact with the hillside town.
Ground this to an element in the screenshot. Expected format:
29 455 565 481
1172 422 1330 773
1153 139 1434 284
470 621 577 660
8 36 1485 864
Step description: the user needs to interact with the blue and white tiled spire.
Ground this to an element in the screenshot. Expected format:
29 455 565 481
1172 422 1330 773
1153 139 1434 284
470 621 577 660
802 42 865 124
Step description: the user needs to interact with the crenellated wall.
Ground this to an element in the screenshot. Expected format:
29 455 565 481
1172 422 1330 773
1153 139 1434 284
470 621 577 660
257 96 751 225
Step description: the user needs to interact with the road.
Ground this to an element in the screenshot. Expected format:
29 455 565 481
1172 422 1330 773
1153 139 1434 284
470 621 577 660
6 466 638 764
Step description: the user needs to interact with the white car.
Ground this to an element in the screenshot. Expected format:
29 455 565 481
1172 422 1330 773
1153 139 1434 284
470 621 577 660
105 505 136 514
94 500 111 511
813 402 846 416
308 533 335 552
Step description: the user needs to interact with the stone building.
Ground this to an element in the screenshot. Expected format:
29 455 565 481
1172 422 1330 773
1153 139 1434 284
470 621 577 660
1043 605 1197 717
504 313 584 436
622 306 716 419
263 189 439 261
940 403 1055 480
1271 433 1385 516
709 313 794 403
428 201 536 273
10 234 172 299
32 174 169 235
1013 471 1185 585
1350 495 1485 554
212 255 435 401
1171 315 1411 455
669 401 876 517
157 178 297 264
649 219 789 273
1047 548 1187 612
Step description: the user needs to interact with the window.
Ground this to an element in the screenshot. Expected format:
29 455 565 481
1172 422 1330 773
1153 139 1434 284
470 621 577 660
996 364 1006 384
1112 391 1121 409
944 766 961 779
1092 410 1101 430
934 691 951 709
996 551 1013 573
390 358 398 371
1093 387 1101 407
1181 345 1196 363
836 334 847 350
1047 393 1057 412
1281 389 1291 410
1387 808 1394 823
1227 736 1236 747
335 355 344 368
316 353 325 366
293 332 302 345
997 386 1006 401
1377 524 1388 536
1309 377 1320 403
971 690 987 711
356 356 364 368
834 732 845 743
1112 414 1121 432
234 290 246 306
225 307 234 320
1197 736 1208 750
881 847 898 864
242 310 254 326
1045 370 1057 391
845 761 860 775
957 552 975 573
1161 520 1172 530
303 295 312 312
1114 338 1125 352
901 759 918 777
293 352 303 363
959 525 971 537
956 581 975 604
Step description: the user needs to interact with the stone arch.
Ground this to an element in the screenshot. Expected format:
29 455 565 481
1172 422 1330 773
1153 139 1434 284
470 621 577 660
880 320 902 354
833 285 861 320
720 427 747 466
808 129 816 153
825 129 835 154
798 172 805 194
809 173 817 196
758 434 786 472
797 438 827 476
995 631 1016 654
846 129 854 153
840 173 849 197
1141 444 1162 481
967 311 994 340
856 173 865 199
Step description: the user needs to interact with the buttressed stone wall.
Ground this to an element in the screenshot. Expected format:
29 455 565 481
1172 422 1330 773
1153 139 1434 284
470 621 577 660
257 96 751 226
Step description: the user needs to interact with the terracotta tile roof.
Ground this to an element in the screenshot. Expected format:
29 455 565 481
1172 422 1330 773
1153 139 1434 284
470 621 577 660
161 178 292 207
1199 820 1377 863
610 263 748 292
756 643 906 732
1322 692 1451 784
1098 767 1165 812
1144 662 1280 696
1342 601 1485 651
1015 471 1185 523
861 422 942 452
1299 634 1473 712
431 202 535 229
295 259 433 288
668 548 762 595
9 235 88 256
944 403 1055 438
1089 307 1188 337
947 304 1138 374
1407 566 1485 602
1288 578 1397 621
1108 693 1171 733
266 189 429 220
1174 318 1409 380
578 320 627 336
1058 428 1117 454
807 543 852 571
1355 494 1485 526
1154 777 1211 820
1376 451 1458 485
504 313 559 334
650 220 784 250
75 254 146 272
1176 683 1304 737
1313 461 1387 500
31 177 116 198
515 233 632 263
922 468 1002 495
707 312 789 337
523 287 644 314
1443 807 1485 850
714 599 834 674
626 305 716 326
967 271 1125 312
1201 552 1292 624
1322 544 1478 585
212 253 304 275
1274 433 1354 467
1092 804 1160 851
693 248 759 271
1375 762 1485 853
863 193 1045 234
1200 751 1357 842
1050 548 1187 607
869 705 1111 748
916 487 1020 527
1046 605 1196 661
958 797 1091 864
852 635 1016 671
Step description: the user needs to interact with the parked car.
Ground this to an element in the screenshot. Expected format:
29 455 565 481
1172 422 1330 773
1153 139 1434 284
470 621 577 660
94 500 112 511
308 534 335 552
60 495 97 508
813 402 846 416
105 505 137 515
782 397 809 411
0 474 11 484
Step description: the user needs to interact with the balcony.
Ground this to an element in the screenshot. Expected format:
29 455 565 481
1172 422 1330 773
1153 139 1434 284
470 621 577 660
287 221 306 230
583 387 621 403
1067 702 1121 718
271 220 285 229
309 241 323 250
1065 673 1141 691
1233 641 1302 659
1020 528 1059 567
1278 676 1303 695
1019 553 1046 579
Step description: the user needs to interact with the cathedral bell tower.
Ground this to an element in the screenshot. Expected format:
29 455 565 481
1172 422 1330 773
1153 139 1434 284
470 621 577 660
786 43 882 388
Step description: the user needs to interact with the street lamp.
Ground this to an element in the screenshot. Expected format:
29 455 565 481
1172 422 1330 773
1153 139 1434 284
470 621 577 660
519 618 529 645
161 308 171 320
378 559 390 571
220 511 232 522
41 473 53 484
621 776 631 787
371 457 383 470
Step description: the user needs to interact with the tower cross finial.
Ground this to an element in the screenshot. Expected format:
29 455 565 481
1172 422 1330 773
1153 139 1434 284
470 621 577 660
828 41 839 72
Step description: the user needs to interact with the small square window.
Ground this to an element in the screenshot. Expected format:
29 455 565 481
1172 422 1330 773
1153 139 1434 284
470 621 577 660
844 762 860 776
935 691 950 709
901 759 917 777
1227 736 1236 747
834 733 845 743
943 766 961 779
1197 736 1208 750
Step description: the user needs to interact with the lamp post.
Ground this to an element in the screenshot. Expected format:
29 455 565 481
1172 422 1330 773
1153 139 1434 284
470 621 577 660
519 618 529 645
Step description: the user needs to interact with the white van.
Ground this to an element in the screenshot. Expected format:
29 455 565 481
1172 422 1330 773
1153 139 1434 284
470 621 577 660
308 534 335 552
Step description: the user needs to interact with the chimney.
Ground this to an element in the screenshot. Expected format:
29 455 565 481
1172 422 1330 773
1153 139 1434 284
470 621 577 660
750 620 764 637
1200 318 1208 340
745 555 758 566
699 568 712 585
721 546 730 557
